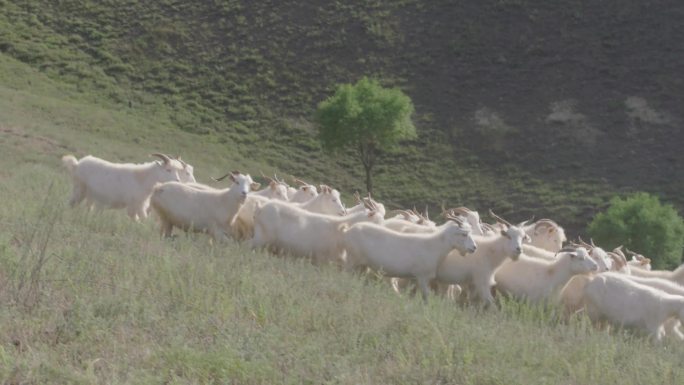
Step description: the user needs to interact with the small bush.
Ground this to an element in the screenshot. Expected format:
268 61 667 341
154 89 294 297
588 192 684 269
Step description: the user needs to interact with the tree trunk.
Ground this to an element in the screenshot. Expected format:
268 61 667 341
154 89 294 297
359 141 376 195
364 163 373 195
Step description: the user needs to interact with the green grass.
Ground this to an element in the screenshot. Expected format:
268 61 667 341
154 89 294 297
1 54 683 384
2 0 671 238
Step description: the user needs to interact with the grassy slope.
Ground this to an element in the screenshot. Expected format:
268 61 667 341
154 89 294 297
1 54 684 384
5 0 678 239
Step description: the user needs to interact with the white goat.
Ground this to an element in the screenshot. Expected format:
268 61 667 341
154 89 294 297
435 211 530 305
343 215 476 301
251 199 383 264
382 211 423 232
172 156 197 183
150 171 257 242
383 214 436 234
253 174 289 201
557 245 630 318
620 252 684 284
612 274 684 339
582 273 684 342
229 175 288 241
521 244 556 260
61 153 187 221
288 178 319 203
494 247 598 303
347 193 386 218
570 239 613 273
445 207 486 236
232 184 345 241
625 249 653 271
523 219 566 252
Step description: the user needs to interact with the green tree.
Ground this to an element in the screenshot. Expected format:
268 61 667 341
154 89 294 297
315 77 416 194
587 192 684 269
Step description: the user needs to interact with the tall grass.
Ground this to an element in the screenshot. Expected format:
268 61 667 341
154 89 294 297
0 118 681 385
0 46 683 385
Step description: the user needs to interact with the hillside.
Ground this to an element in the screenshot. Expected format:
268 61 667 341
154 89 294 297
2 2 684 383
1 54 683 385
1 0 683 236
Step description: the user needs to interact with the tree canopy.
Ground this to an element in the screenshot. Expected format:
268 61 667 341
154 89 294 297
315 77 416 193
587 192 684 269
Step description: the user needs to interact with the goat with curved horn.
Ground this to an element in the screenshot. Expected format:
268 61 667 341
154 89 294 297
624 248 644 257
362 197 379 212
293 178 310 186
259 171 277 184
517 217 534 228
534 219 559 230
576 236 593 250
173 155 187 168
150 153 172 164
212 170 242 182
488 209 512 227
353 191 362 204
444 212 465 224
273 173 286 185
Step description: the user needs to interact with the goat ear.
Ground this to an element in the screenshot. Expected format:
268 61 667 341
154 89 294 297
548 227 555 234
500 229 510 239
301 186 309 192
569 253 577 259
250 182 261 191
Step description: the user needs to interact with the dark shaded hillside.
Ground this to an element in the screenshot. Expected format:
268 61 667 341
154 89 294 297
1 0 683 236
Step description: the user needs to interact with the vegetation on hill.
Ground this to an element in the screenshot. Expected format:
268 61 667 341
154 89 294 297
1 57 683 383
588 192 684 269
1 1 682 235
316 77 416 193
1 2 684 381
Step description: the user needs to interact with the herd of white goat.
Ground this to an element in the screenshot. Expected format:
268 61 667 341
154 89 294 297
60 153 684 342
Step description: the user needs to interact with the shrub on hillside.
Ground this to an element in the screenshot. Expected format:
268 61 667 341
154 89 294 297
588 192 684 269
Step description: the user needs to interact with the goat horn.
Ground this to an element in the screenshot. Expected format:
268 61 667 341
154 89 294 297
294 178 309 186
354 191 362 204
388 209 407 217
260 171 276 184
172 155 188 167
273 173 286 185
576 236 593 250
567 241 583 249
362 197 378 212
606 252 625 269
212 170 241 182
445 213 465 225
517 216 534 227
534 219 559 230
488 209 512 227
446 207 472 218
150 153 172 164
